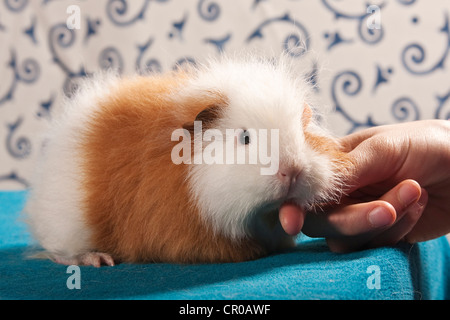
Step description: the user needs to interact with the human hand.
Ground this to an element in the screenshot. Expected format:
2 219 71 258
280 120 450 252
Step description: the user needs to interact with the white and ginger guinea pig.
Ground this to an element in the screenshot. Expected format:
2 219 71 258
24 55 350 266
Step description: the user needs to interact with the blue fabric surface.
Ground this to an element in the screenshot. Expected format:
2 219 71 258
0 191 449 300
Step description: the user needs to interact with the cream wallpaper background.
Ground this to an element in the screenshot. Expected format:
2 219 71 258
0 0 449 189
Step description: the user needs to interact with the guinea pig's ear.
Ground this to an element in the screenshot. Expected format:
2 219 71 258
182 104 223 135
301 103 313 129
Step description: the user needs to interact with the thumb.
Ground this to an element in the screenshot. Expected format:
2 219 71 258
341 133 400 193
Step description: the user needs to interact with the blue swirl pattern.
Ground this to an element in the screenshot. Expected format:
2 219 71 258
391 97 420 122
4 0 28 12
197 0 221 22
106 0 151 26
99 47 124 73
401 13 450 75
136 37 162 73
0 0 449 189
0 50 40 106
435 91 450 120
246 13 310 57
6 117 32 159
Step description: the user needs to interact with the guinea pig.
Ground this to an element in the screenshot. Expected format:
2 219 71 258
24 54 350 266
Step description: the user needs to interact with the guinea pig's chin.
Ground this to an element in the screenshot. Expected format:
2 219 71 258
278 181 329 210
262 189 309 213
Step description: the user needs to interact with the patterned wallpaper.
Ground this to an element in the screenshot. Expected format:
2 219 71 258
0 0 449 190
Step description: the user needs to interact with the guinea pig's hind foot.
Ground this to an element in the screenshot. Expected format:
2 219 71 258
52 252 115 267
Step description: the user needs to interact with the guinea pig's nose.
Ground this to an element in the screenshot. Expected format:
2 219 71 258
277 167 302 185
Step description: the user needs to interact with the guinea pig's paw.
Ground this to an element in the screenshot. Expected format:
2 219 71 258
52 252 116 267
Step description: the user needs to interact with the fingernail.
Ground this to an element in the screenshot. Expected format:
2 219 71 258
368 207 393 228
398 183 420 207
409 190 428 216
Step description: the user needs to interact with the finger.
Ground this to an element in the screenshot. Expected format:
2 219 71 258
303 180 421 243
303 200 396 239
378 179 422 218
323 202 397 253
279 203 306 236
366 188 427 248
402 188 450 243
323 180 423 252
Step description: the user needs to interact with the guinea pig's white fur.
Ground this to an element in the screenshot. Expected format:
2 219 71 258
24 54 349 265
182 57 342 239
25 74 122 259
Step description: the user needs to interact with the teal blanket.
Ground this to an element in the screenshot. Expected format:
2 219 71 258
1 191 449 300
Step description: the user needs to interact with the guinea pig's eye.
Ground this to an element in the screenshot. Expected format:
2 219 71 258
239 129 250 145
